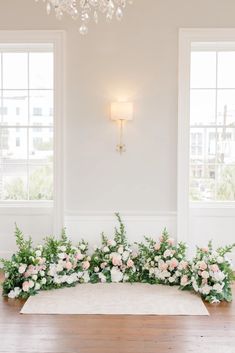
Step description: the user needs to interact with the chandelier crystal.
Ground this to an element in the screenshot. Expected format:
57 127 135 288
35 0 134 35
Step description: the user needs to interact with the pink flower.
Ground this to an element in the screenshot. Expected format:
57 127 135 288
198 261 207 271
201 270 209 279
127 259 134 268
163 249 172 258
65 261 73 271
76 253 84 261
169 258 179 269
22 281 30 292
100 262 107 269
168 238 175 246
202 278 208 285
180 275 189 286
82 261 90 270
179 260 188 270
159 261 168 271
154 242 161 251
112 257 122 267
201 247 209 253
210 264 219 272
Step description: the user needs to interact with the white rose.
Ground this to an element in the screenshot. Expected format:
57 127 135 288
28 280 34 288
59 246 66 252
213 283 223 293
35 283 41 291
163 249 172 258
35 250 42 257
201 271 209 279
111 267 123 283
32 275 38 281
103 246 110 253
118 246 124 254
216 256 224 264
201 284 211 295
213 271 225 282
41 278 47 285
94 267 99 273
40 270 45 277
169 276 175 283
192 281 199 292
98 273 107 283
80 244 86 251
83 271 90 283
122 251 130 261
18 264 27 274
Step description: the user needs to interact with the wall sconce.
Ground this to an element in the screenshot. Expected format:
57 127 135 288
110 101 133 154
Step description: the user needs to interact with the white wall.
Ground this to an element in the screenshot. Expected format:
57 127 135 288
1 0 235 258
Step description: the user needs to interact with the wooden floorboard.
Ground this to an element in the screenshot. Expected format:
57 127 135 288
0 272 234 353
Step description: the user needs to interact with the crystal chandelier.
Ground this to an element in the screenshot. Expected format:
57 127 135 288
35 0 134 35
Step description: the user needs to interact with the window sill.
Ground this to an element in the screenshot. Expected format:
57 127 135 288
190 201 235 209
190 201 235 217
0 201 53 215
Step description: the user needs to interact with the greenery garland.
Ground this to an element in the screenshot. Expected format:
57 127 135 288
1 213 235 303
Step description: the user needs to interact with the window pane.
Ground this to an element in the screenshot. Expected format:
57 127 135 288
216 128 235 164
217 90 235 126
190 90 216 125
2 53 28 89
0 128 27 163
0 164 28 200
218 52 235 88
190 164 216 201
2 90 28 126
29 53 53 89
29 127 53 163
191 52 216 88
29 90 53 126
190 128 216 164
29 164 53 200
216 165 235 200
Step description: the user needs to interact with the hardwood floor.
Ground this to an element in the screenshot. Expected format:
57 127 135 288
0 273 234 353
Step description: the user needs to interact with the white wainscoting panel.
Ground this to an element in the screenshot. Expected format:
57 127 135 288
64 211 177 249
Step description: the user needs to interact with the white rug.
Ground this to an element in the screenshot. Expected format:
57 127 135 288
20 283 209 316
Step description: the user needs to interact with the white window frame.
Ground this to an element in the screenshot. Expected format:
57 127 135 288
178 28 235 243
0 31 65 234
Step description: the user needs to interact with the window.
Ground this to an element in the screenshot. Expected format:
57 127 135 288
190 44 235 202
0 46 54 201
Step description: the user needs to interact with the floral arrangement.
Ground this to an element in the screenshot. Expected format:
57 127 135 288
1 226 90 299
138 229 188 285
1 214 234 303
89 213 139 283
180 241 235 303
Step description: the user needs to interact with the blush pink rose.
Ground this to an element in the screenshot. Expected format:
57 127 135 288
198 261 207 271
154 242 161 251
82 261 90 270
65 261 73 270
112 257 122 266
168 238 175 246
201 270 209 279
180 275 189 286
210 264 219 272
100 262 107 269
22 281 30 292
169 258 179 269
201 247 209 253
159 262 168 271
127 259 134 268
76 253 84 261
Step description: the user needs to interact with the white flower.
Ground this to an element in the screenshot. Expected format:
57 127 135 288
149 268 155 275
213 271 225 282
216 256 224 264
192 281 199 292
40 270 45 277
111 267 123 283
201 284 212 295
213 283 224 293
211 297 220 304
122 251 130 261
35 250 42 257
41 278 47 285
108 239 116 247
163 249 172 258
59 246 66 252
56 264 64 272
123 274 129 282
83 271 90 283
80 244 86 251
201 271 209 279
77 271 83 278
58 253 66 260
118 246 124 254
8 287 21 299
28 280 34 289
103 246 110 253
169 276 175 283
98 273 107 283
32 275 38 281
35 283 41 291
18 264 27 274
94 267 99 273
